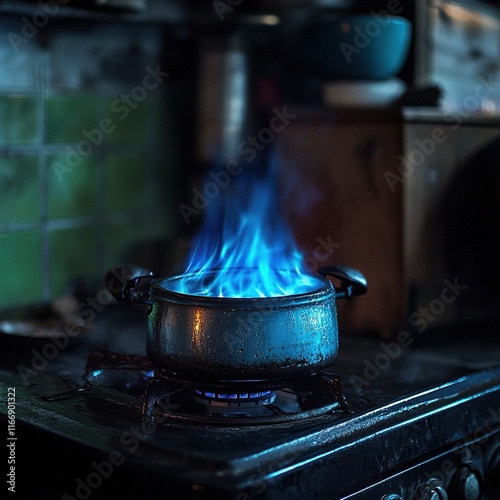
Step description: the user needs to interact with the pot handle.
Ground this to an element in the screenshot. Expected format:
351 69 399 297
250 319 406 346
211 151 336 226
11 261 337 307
105 264 154 305
318 265 367 300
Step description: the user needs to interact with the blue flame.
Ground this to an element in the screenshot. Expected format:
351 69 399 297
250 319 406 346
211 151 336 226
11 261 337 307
195 389 273 400
168 163 322 298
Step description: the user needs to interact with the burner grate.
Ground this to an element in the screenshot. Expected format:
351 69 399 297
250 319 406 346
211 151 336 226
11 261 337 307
84 349 351 425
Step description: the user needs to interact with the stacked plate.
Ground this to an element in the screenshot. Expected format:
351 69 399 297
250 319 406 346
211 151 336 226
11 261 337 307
322 78 407 108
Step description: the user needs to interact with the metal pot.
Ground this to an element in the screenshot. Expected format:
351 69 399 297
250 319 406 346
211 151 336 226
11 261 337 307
105 264 367 381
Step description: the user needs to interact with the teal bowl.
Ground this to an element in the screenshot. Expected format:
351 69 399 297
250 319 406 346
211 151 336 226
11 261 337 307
301 14 412 80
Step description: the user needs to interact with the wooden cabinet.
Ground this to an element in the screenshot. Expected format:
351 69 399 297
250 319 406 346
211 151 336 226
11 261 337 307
277 108 405 336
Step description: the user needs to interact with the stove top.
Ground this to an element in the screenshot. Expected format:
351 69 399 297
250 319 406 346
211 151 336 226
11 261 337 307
1 306 500 499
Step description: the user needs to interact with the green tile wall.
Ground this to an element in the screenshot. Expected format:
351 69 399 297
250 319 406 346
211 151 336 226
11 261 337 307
47 154 98 219
0 93 177 310
0 156 40 223
105 154 150 212
105 96 151 144
46 96 102 144
0 22 178 311
0 96 39 145
0 231 44 306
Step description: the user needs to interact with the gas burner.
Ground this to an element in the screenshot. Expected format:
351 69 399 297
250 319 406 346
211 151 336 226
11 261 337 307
194 388 277 410
84 349 351 425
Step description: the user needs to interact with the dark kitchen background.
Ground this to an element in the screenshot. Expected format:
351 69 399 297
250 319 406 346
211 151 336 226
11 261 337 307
1 0 500 333
1 0 500 499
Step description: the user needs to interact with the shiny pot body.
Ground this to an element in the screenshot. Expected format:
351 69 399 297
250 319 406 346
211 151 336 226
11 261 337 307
146 277 338 381
105 264 367 382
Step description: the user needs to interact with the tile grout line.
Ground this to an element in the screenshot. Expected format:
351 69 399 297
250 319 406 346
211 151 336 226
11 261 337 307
97 96 107 280
0 210 146 233
39 50 51 302
0 143 163 155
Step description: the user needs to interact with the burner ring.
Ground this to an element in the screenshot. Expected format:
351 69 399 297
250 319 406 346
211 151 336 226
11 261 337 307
194 388 277 408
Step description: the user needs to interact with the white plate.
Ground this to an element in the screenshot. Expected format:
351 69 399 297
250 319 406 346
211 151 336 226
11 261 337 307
322 78 407 108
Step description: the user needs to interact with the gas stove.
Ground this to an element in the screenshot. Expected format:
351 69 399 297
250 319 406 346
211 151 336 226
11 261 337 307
1 306 500 499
